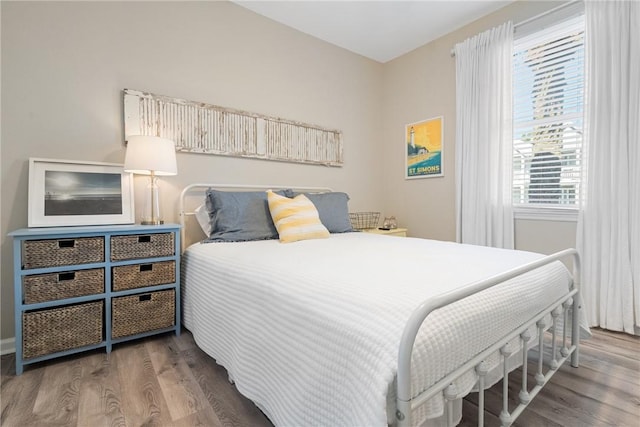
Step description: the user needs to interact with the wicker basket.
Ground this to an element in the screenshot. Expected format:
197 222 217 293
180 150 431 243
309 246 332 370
112 261 176 292
22 237 104 270
110 233 175 261
111 289 175 339
22 300 103 359
23 268 105 304
349 212 381 230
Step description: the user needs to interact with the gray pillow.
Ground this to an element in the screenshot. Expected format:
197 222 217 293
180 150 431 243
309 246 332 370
297 192 354 233
205 189 293 242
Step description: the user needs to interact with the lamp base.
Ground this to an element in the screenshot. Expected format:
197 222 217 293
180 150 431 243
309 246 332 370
141 219 164 225
141 174 163 226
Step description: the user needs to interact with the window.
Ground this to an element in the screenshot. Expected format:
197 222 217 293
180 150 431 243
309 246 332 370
512 15 585 215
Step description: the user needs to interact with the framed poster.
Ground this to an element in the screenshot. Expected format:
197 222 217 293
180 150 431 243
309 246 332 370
28 158 135 227
405 116 444 179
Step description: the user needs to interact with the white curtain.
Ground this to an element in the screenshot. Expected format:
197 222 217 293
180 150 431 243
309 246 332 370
454 22 514 249
578 1 640 333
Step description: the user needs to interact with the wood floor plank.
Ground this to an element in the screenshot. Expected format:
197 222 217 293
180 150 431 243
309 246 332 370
170 406 223 427
583 328 640 357
580 342 640 370
521 372 635 426
524 384 637 427
76 352 127 427
171 330 198 352
460 399 505 427
0 362 44 427
114 340 173 427
31 356 82 426
547 365 639 415
181 345 272 427
145 334 216 423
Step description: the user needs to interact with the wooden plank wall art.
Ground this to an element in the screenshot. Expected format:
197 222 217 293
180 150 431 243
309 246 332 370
123 89 343 166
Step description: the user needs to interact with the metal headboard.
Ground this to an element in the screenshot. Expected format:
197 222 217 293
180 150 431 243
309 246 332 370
178 183 333 252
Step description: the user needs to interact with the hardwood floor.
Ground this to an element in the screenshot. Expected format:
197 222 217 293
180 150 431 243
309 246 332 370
1 328 638 426
1 332 271 427
460 328 640 426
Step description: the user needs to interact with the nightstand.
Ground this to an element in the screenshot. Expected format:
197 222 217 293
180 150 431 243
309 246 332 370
9 223 181 375
363 227 408 237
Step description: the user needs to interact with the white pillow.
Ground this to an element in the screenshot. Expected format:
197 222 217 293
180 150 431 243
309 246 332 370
194 203 212 237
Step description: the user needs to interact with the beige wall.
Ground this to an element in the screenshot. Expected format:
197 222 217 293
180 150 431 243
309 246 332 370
0 1 384 341
380 0 578 254
1 0 580 344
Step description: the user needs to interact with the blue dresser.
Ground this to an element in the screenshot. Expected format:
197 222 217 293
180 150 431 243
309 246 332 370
9 224 181 375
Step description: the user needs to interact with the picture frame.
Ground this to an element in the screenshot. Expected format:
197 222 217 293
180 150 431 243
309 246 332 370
405 116 444 179
28 158 135 227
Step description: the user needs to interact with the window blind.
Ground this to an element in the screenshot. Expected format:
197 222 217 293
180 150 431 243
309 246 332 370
512 15 585 207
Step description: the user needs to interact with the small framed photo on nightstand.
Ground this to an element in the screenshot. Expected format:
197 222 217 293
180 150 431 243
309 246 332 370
28 158 135 227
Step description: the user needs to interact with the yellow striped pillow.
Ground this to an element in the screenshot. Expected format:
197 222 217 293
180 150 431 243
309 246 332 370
267 190 330 243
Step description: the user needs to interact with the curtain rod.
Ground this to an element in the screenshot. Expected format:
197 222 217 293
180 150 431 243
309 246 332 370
450 0 580 57
514 0 579 29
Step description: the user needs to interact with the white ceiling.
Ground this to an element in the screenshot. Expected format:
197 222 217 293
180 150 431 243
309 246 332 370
232 0 514 63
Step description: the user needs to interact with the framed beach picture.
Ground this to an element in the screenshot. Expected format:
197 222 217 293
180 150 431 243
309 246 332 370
28 158 135 227
405 116 444 179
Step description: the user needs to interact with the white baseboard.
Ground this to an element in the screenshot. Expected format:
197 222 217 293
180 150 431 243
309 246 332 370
1 337 16 355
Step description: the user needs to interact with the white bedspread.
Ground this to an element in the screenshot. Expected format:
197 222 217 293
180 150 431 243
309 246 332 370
182 233 574 427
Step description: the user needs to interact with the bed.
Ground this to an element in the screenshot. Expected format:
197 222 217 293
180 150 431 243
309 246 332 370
179 184 587 427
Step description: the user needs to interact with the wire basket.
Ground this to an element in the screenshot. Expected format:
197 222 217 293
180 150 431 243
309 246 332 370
349 212 380 230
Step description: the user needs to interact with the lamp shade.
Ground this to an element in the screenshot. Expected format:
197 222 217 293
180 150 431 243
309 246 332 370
124 135 178 176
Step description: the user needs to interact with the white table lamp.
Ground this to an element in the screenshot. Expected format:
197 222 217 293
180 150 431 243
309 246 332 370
124 135 177 225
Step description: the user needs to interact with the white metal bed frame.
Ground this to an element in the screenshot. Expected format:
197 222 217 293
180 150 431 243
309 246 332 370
178 183 581 427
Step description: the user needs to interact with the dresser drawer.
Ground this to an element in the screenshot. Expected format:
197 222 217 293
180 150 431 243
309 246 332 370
112 289 175 338
22 300 104 359
23 268 105 304
22 237 105 270
112 261 176 291
110 233 175 261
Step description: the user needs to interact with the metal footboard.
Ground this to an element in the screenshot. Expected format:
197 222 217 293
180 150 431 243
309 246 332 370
396 249 581 427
